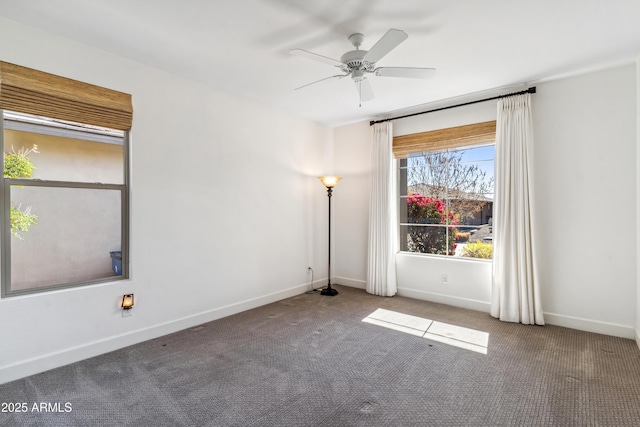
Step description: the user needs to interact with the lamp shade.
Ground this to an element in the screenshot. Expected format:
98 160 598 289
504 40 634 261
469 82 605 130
318 176 342 188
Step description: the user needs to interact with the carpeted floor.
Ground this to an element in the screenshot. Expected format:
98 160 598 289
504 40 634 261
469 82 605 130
2 284 640 426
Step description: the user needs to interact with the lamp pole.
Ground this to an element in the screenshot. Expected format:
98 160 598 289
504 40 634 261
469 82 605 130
318 176 341 296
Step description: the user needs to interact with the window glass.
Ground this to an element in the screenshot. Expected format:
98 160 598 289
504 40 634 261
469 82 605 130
399 144 494 259
2 110 128 296
4 112 124 184
9 185 122 291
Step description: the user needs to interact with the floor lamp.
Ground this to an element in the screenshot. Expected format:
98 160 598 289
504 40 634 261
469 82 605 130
318 176 342 296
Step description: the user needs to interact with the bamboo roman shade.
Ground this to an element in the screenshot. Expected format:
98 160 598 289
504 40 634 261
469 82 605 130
0 61 133 130
393 120 496 158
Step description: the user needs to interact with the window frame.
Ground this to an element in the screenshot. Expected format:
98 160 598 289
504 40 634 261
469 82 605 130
0 110 130 297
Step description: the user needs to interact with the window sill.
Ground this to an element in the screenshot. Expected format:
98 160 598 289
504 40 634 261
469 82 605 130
396 251 492 263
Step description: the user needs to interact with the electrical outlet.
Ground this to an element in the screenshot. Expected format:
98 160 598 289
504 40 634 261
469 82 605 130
442 274 448 285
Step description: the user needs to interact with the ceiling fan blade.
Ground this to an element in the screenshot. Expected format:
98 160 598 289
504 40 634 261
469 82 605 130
289 48 343 67
363 29 408 64
374 67 436 79
355 78 374 106
295 74 346 90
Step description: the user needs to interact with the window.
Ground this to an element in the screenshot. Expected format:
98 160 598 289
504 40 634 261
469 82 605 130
0 61 132 297
396 122 495 260
1 112 129 295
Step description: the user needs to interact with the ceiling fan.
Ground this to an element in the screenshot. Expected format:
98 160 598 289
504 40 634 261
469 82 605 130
290 29 435 106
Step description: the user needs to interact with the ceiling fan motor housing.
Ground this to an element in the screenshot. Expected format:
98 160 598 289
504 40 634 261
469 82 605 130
340 50 374 74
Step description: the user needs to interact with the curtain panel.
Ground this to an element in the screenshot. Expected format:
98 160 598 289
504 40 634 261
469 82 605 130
367 122 398 296
491 93 544 325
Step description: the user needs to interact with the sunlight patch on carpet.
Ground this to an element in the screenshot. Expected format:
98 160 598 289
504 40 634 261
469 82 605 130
362 308 489 354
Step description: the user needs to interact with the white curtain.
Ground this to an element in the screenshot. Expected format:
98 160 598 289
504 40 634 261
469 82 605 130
367 122 398 296
491 93 544 325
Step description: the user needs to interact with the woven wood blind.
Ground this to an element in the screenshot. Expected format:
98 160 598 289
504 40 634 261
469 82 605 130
393 120 496 158
0 61 133 130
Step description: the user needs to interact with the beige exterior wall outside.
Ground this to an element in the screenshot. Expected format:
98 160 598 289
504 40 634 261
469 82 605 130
5 129 123 290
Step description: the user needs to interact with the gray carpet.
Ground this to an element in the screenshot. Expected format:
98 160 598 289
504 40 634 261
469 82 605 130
2 284 640 426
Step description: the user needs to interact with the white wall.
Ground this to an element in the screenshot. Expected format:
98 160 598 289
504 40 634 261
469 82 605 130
333 64 638 339
533 64 636 338
0 18 332 384
332 121 371 289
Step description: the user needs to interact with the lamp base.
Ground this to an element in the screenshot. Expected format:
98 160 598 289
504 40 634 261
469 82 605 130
320 285 338 296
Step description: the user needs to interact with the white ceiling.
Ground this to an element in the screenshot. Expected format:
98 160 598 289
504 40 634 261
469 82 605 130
1 0 639 127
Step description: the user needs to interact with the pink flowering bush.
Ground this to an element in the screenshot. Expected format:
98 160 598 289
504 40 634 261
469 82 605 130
407 193 458 255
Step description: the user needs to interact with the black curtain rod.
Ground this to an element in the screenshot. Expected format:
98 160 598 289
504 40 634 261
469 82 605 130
369 86 536 126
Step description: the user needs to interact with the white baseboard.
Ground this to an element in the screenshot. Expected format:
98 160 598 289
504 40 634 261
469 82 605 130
396 289 636 340
334 280 492 314
397 287 491 313
542 312 636 340
305 278 329 292
0 283 309 385
334 276 366 289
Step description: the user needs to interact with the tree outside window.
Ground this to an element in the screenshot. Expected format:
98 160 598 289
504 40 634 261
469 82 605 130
4 145 38 239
